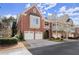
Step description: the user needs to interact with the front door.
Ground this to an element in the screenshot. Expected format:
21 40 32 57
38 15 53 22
43 30 49 39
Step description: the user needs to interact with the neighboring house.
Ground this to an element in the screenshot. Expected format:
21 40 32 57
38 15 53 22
47 14 75 38
53 14 75 38
17 4 45 40
43 19 52 39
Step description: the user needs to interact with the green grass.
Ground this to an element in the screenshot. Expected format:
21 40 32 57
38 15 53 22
49 38 64 42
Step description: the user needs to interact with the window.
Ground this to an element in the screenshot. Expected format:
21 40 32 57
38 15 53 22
30 15 40 29
32 18 38 25
36 19 38 24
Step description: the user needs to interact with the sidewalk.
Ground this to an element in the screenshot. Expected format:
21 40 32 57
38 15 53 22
0 42 32 55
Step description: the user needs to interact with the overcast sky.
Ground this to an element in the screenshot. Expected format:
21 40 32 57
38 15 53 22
0 3 79 25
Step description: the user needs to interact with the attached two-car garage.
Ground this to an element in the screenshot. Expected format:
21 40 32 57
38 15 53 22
24 31 43 40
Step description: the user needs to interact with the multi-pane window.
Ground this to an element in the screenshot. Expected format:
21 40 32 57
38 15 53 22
30 15 40 29
36 19 38 24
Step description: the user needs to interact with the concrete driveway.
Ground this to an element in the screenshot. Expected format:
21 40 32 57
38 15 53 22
24 39 63 49
28 41 79 55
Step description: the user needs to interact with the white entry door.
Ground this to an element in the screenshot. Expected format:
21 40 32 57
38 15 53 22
24 31 34 40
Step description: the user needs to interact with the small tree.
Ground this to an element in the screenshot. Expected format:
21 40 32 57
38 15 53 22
11 21 17 37
18 32 25 41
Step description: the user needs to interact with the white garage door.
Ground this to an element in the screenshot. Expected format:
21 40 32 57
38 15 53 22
24 31 43 40
69 33 74 37
57 33 62 38
24 31 34 40
35 32 43 39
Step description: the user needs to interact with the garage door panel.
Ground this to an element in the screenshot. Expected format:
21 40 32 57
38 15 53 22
24 31 43 40
35 32 43 39
24 31 34 40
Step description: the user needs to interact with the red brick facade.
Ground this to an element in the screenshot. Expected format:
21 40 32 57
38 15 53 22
18 6 45 34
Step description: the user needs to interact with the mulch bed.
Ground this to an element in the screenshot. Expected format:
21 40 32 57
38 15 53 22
0 44 18 50
0 42 27 51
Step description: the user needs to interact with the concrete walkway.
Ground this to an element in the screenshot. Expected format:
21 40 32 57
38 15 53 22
0 48 32 55
0 42 32 55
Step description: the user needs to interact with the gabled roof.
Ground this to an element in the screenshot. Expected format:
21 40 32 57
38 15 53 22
22 4 45 20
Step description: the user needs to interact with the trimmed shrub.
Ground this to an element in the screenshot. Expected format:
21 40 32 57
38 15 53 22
18 33 24 41
14 33 25 41
51 37 55 39
0 38 18 45
49 37 54 40
60 38 63 41
55 37 60 40
49 37 64 41
13 35 19 40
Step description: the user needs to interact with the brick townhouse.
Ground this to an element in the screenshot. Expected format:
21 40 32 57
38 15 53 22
17 4 45 40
